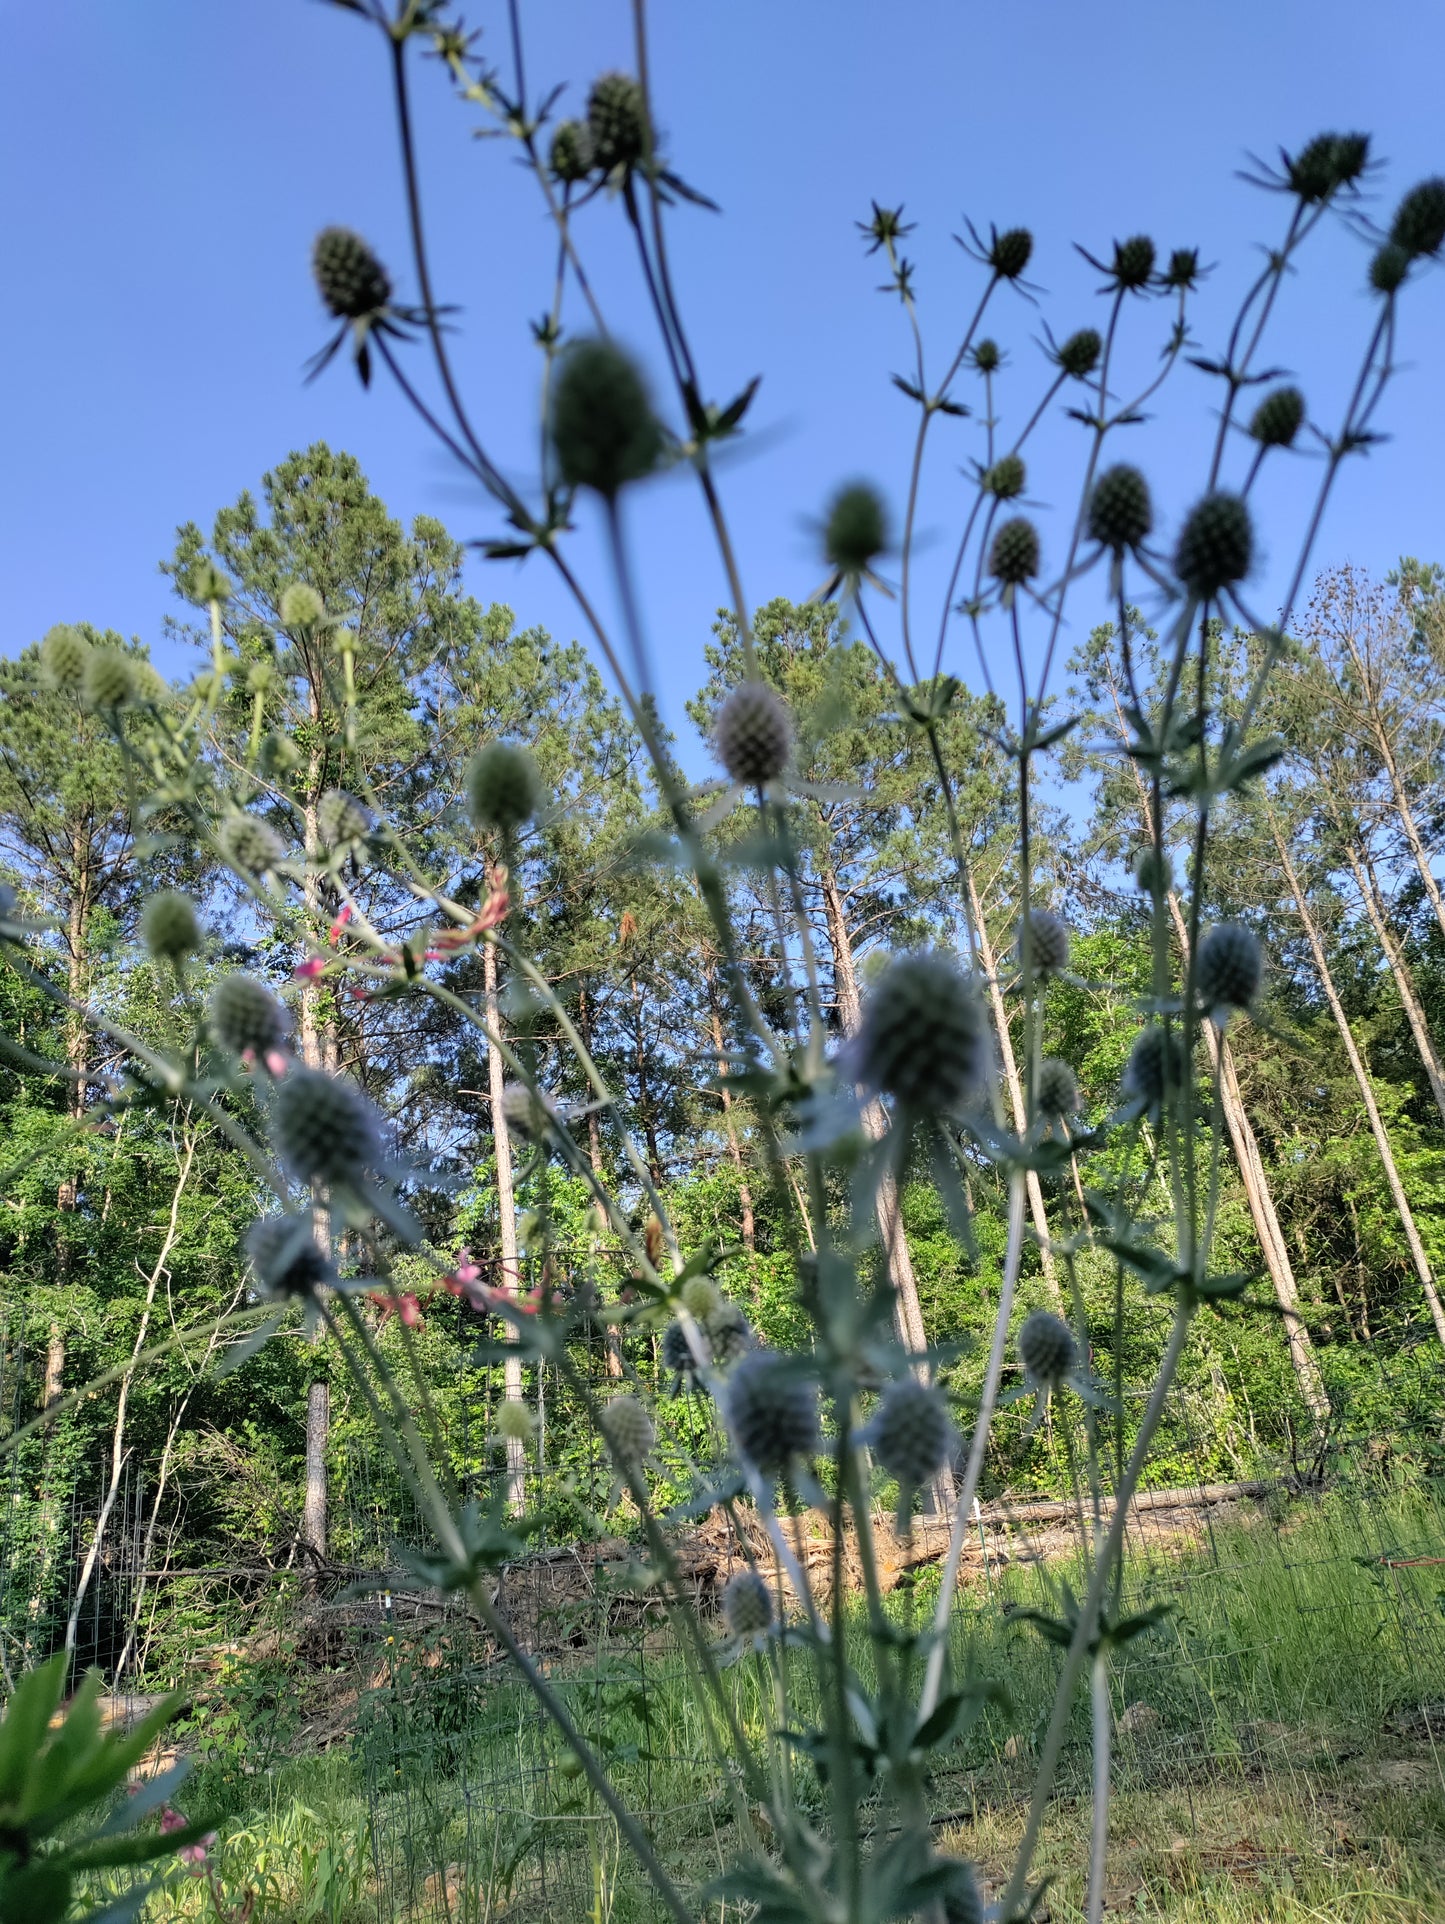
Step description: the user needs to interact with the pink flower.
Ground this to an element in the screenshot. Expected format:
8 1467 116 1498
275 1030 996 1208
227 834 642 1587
328 902 354 945
159 1806 187 1835
293 956 326 981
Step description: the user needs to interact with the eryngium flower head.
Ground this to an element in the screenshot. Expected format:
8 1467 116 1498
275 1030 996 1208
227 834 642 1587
550 339 663 497
272 1067 384 1190
1123 1024 1187 1109
1390 177 1445 259
221 812 285 875
600 1393 655 1467
681 1275 719 1318
716 681 792 785
987 226 1033 280
280 582 325 630
1164 247 1202 291
856 952 989 1114
496 1398 535 1444
549 118 594 183
317 789 372 849
1015 909 1070 977
1087 465 1153 553
500 1082 562 1139
1017 1308 1078 1388
724 1350 818 1477
989 517 1040 587
824 482 888 576
1197 922 1262 1013
704 1299 754 1368
1035 1057 1079 1120
1133 846 1173 895
662 1318 701 1388
869 1378 952 1487
210 973 289 1059
1285 131 1370 203
245 1214 333 1300
1370 243 1411 294
83 649 136 712
971 338 1001 373
1248 387 1305 449
312 227 392 320
1056 328 1102 377
467 741 542 835
1110 235 1156 288
721 1566 775 1640
586 72 649 173
939 1858 984 1924
1173 493 1253 599
982 454 1026 500
141 890 201 963
41 625 90 689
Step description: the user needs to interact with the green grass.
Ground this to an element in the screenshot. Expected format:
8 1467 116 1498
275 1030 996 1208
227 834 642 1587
133 1481 1445 1922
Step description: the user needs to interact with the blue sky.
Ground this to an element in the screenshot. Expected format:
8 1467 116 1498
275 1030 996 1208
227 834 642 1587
3 0 1444 755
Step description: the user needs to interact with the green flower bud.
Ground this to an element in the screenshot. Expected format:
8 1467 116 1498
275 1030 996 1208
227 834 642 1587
680 1276 719 1318
1286 132 1370 203
1035 1057 1079 1120
721 1567 775 1639
549 118 594 184
1111 235 1156 288
1172 493 1253 599
1370 243 1411 294
82 649 136 713
316 789 372 849
1133 847 1173 895
869 1377 952 1487
703 1299 754 1368
210 973 289 1059
856 952 989 1114
824 482 888 576
221 812 285 875
1087 465 1153 553
1197 922 1262 1013
1056 328 1102 378
1018 1308 1077 1388
723 1350 818 1477
272 1066 384 1190
140 890 201 964
987 226 1033 280
1015 909 1070 977
971 339 1001 374
280 582 326 630
600 1393 655 1468
245 1214 333 1300
989 516 1041 588
496 1399 536 1444
312 227 392 320
550 339 663 497
982 454 1026 500
586 72 649 173
187 559 232 606
41 625 90 690
1248 387 1305 448
466 742 542 836
1123 1024 1187 1110
715 681 792 785
1390 177 1445 259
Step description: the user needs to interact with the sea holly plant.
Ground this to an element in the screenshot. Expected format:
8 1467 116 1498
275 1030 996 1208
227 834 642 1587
2 2 1442 1920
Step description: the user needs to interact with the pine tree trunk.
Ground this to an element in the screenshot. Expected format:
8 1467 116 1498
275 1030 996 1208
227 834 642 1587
1268 815 1445 1347
485 938 527 1513
1369 714 1445 948
1344 841 1445 1132
297 785 332 1565
960 865 1064 1306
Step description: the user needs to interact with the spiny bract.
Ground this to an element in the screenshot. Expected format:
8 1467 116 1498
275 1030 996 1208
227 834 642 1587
550 339 662 497
600 1394 655 1467
41 625 90 689
1018 1308 1078 1388
721 1567 775 1640
824 482 888 576
1173 493 1253 599
1087 465 1153 553
210 973 289 1059
245 1215 332 1299
272 1067 384 1190
280 582 325 630
1197 922 1262 1012
870 1378 952 1487
221 813 285 875
140 891 200 963
1248 387 1305 449
467 742 542 836
586 72 649 173
715 681 792 786
856 951 988 1114
312 227 391 320
989 516 1040 587
1035 1056 1079 1120
317 789 372 849
82 649 136 712
724 1351 818 1477
1015 909 1070 977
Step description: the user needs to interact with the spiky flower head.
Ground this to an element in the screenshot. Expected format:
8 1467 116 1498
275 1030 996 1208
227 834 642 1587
586 72 649 173
1370 243 1411 294
467 742 542 836
316 789 372 850
971 339 1001 373
500 1082 560 1139
1018 1309 1078 1388
272 1067 383 1190
1286 131 1370 203
982 454 1026 500
82 649 136 713
496 1399 536 1445
939 1858 985 1924
210 973 289 1059
1015 909 1070 978
724 1350 818 1478
1164 247 1202 291
869 1377 952 1488
662 1319 701 1387
141 890 201 964
987 227 1033 280
856 951 989 1115
221 812 285 875
1123 1024 1187 1109
41 624 90 689
245 1214 333 1300
1056 328 1102 378
549 118 594 184
1248 387 1305 449
312 227 391 321
988 517 1040 588
681 1275 720 1318
280 582 325 630
1197 922 1262 1014
721 1566 775 1640
188 559 232 607
1035 1057 1079 1121
1087 465 1153 554
550 339 663 497
1110 235 1156 288
824 482 888 577
1133 846 1173 895
1390 178 1445 259
600 1393 655 1468
705 1299 754 1368
1172 493 1253 600
716 681 792 786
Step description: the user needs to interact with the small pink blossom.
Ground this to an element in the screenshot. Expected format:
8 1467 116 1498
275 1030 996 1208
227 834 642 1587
293 956 326 981
328 903 354 945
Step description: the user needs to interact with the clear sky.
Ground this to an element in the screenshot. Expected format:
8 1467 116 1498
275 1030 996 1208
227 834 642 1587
3 0 1444 751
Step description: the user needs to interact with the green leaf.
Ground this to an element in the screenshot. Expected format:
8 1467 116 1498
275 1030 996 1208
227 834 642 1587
0 1655 69 1809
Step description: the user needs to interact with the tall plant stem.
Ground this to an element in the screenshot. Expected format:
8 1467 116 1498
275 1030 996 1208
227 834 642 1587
1086 1648 1112 1924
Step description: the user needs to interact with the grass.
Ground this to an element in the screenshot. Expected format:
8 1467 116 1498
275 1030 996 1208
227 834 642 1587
130 1479 1445 1922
